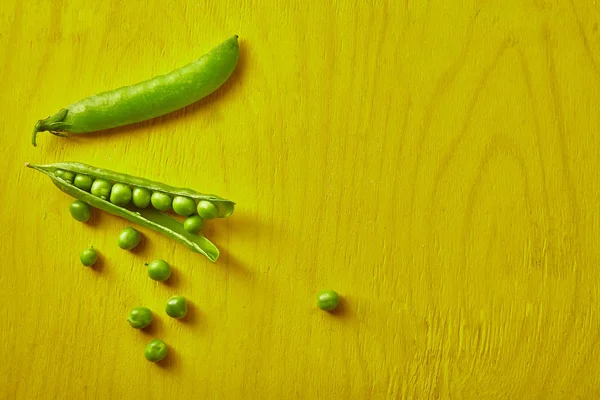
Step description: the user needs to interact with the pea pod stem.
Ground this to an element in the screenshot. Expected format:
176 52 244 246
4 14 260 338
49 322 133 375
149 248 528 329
26 162 235 262
32 35 239 146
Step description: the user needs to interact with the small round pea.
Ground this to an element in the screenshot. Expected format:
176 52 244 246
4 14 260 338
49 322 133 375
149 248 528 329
118 227 142 250
183 215 204 234
73 174 94 191
146 259 171 281
132 187 152 208
144 339 168 362
172 196 196 216
109 183 132 206
151 192 172 211
56 170 75 184
165 296 188 319
317 290 340 311
197 200 219 219
69 200 92 222
80 246 98 267
127 306 153 329
91 179 112 200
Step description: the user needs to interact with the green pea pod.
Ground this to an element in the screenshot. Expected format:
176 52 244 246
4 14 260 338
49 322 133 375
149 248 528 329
26 162 235 262
32 35 239 146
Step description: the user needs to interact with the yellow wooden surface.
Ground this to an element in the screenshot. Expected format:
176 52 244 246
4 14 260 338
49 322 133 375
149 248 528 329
1 0 599 398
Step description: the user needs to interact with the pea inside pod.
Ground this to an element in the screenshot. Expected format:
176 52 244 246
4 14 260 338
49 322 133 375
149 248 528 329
74 174 94 191
172 196 196 216
32 35 240 147
151 192 172 211
132 187 151 208
91 179 112 200
27 161 235 262
110 183 132 206
56 170 75 184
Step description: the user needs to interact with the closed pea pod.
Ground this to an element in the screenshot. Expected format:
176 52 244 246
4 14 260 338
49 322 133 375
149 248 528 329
32 35 239 146
27 162 235 262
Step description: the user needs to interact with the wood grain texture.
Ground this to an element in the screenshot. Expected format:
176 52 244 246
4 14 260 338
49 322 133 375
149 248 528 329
1 0 599 398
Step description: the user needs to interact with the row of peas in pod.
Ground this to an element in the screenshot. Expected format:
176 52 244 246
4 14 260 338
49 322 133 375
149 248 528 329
57 169 219 234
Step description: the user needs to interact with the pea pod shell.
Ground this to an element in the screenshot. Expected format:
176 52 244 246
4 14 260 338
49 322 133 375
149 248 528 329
32 35 239 146
26 162 234 262
32 161 234 217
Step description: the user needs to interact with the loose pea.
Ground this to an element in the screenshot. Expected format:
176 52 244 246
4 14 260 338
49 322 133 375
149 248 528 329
197 200 219 219
110 183 132 206
165 296 188 319
172 196 196 216
127 306 153 329
56 170 75 184
317 290 340 311
91 179 112 200
118 227 141 250
144 339 168 362
79 246 98 267
151 192 172 211
132 187 151 208
183 215 204 234
73 174 94 191
69 200 92 222
146 259 171 281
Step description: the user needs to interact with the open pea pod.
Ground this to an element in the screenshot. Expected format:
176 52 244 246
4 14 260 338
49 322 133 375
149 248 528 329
26 161 235 262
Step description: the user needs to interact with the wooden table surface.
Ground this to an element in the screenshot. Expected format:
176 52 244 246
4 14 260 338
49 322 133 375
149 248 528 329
1 1 599 398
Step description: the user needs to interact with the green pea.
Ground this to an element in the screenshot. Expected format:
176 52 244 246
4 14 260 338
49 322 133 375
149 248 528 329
132 187 151 208
197 200 219 219
73 174 94 191
127 306 153 329
56 170 75 184
172 196 196 216
69 200 92 222
183 215 204 234
118 227 141 250
79 246 98 267
165 296 188 319
144 339 168 362
109 183 132 206
90 179 112 200
146 259 171 281
151 192 172 211
317 290 340 311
